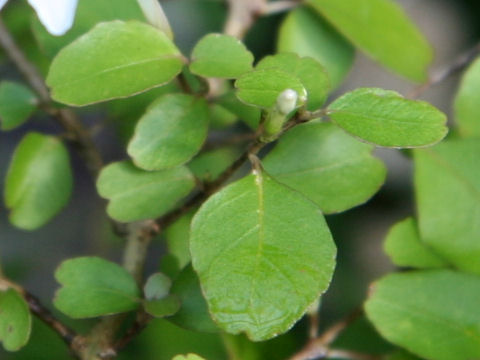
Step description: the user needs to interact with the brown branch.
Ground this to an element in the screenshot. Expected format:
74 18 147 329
224 0 267 38
408 41 480 99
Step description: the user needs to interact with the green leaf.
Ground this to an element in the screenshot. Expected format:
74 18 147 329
256 53 329 111
97 161 195 222
454 57 480 138
365 270 480 360
307 0 432 81
0 289 31 352
144 273 171 300
168 264 218 333
172 354 206 360
32 0 144 57
189 147 241 182
190 34 254 79
384 217 447 269
5 132 73 230
127 94 209 170
190 172 336 340
144 296 181 318
263 122 386 213
414 139 480 275
235 69 307 109
0 81 37 131
209 104 237 129
165 212 195 272
46 20 184 106
277 7 354 89
328 88 448 148
217 91 261 129
54 257 140 318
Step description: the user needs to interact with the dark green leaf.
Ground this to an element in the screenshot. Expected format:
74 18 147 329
165 212 195 272
217 91 261 129
144 296 181 318
0 289 31 352
189 147 241 182
0 82 37 131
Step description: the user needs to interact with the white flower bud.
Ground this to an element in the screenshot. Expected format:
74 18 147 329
28 0 78 36
276 89 298 115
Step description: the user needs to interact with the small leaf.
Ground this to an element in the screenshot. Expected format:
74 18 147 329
263 122 386 213
97 161 195 222
365 270 480 360
328 88 448 148
54 257 140 318
5 132 73 230
190 34 254 79
165 212 195 272
128 94 209 170
217 91 261 129
168 265 218 333
172 354 206 360
414 139 480 275
144 296 180 318
235 69 307 109
190 172 336 340
454 57 480 138
209 104 237 129
189 147 241 182
384 217 447 269
0 289 31 352
256 53 329 111
144 273 171 300
46 20 184 106
0 81 37 131
277 7 354 89
307 0 432 81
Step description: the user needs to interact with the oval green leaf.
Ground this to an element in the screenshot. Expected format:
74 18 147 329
46 20 184 106
128 94 209 170
54 257 140 318
144 296 181 318
263 122 386 213
307 0 432 81
0 81 37 131
235 69 307 109
0 289 31 352
328 88 448 148
97 161 195 222
277 7 354 89
365 270 480 360
4 132 73 230
190 172 336 341
454 57 480 138
190 34 254 79
172 354 206 360
256 53 330 111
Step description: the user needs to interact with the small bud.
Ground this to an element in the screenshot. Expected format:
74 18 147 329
276 89 298 115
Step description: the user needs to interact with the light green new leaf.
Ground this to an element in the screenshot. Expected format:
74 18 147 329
384 217 447 269
454 57 480 137
0 289 31 352
414 139 480 275
54 257 140 318
235 69 307 109
0 82 37 131
277 7 354 89
172 354 206 360
144 296 181 318
144 273 171 300
365 270 480 360
263 122 386 213
128 94 209 170
190 34 254 79
308 0 432 81
328 88 448 148
190 172 336 341
97 161 195 222
5 132 73 230
256 53 330 111
47 21 184 106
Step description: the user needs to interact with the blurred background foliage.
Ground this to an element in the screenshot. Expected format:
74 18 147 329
0 0 476 358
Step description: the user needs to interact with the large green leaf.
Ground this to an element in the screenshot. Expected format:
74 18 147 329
54 257 140 318
384 217 447 269
97 161 195 222
0 289 31 352
47 21 184 106
128 94 209 170
365 270 480 360
328 88 448 148
190 172 336 341
0 82 37 131
256 53 330 111
277 7 354 88
307 0 432 81
263 122 386 213
190 34 254 79
454 57 480 138
4 132 73 230
414 139 480 275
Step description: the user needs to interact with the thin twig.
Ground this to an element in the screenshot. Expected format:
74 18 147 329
327 349 381 360
224 0 267 38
